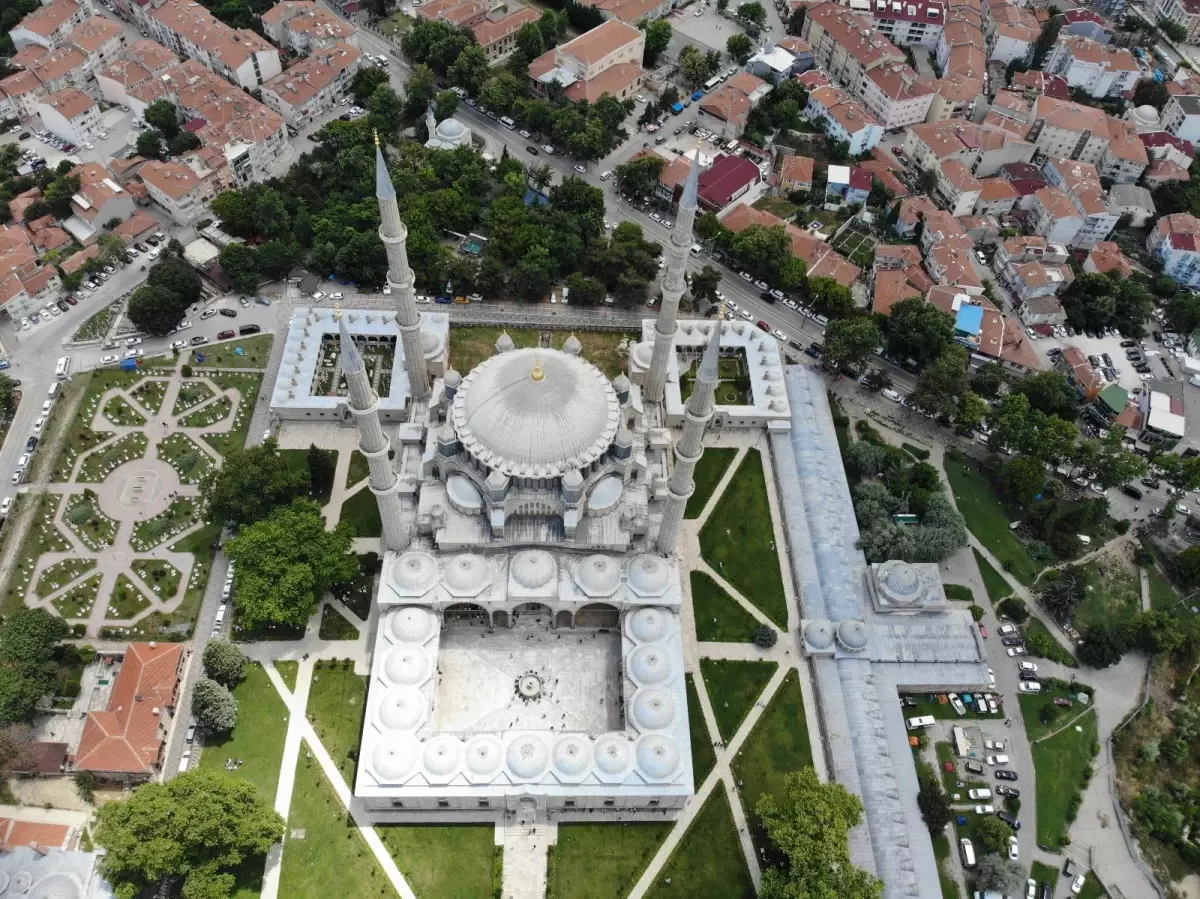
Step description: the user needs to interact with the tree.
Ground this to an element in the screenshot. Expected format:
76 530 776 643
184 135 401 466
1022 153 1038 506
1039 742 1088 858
1073 430 1147 489
643 19 672 67
916 777 952 833
808 276 854 319
1032 14 1061 68
515 21 544 63
1011 369 1078 420
96 768 283 899
1078 621 1130 668
689 265 722 305
144 99 180 139
910 346 969 419
1040 566 1085 623
727 33 753 63
678 46 714 89
754 625 778 648
957 391 989 434
0 375 15 422
147 253 202 304
135 130 164 160
218 243 259 294
201 640 246 688
977 856 1026 896
479 72 521 115
193 678 238 733
737 0 767 26
974 815 1014 854
887 296 954 366
787 6 806 33
1133 77 1171 111
225 499 358 630
756 768 884 899
369 85 406 136
200 439 311 528
433 89 459 122
1174 545 1200 586
1159 16 1188 41
255 240 296 280
565 272 606 306
614 155 665 198
307 443 336 499
448 44 490 96
403 63 438 119
0 608 67 727
537 9 565 45
824 316 881 369
1002 456 1047 506
125 284 188 337
1166 289 1200 335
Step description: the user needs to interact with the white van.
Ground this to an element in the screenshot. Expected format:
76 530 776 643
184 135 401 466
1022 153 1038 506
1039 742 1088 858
600 170 612 181
690 243 704 257
905 714 936 730
41 400 53 416
47 382 61 399
967 788 992 800
499 116 515 129
959 838 976 868
178 751 191 774
1077 534 1092 545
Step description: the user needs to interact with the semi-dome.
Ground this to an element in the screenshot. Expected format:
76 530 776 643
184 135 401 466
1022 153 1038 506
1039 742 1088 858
372 736 418 782
451 348 620 477
511 549 556 589
446 474 483 512
626 554 670 597
552 735 592 778
633 341 654 367
575 555 621 596
631 687 676 731
636 735 680 779
836 619 869 652
587 475 623 512
388 606 436 643
628 646 673 686
384 646 429 686
628 607 671 643
421 330 442 354
443 553 491 595
594 734 632 775
464 735 503 779
377 686 426 730
391 553 439 596
804 620 834 650
506 735 550 779
423 735 462 779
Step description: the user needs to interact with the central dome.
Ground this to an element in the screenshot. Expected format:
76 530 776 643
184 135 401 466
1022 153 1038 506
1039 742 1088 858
451 348 620 477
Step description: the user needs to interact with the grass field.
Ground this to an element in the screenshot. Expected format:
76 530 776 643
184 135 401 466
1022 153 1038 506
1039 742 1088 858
172 381 215 416
130 559 181 604
547 823 671 899
131 378 169 415
945 455 1038 585
157 432 215 485
943 584 974 603
102 394 145 427
274 660 298 693
1031 708 1098 850
137 522 220 635
1030 861 1059 895
690 571 759 642
1018 680 1093 742
972 549 1013 604
1147 564 1182 610
685 447 737 518
191 335 273 368
340 487 382 537
685 674 716 787
1077 872 1107 899
346 449 370 488
699 450 788 628
318 604 360 641
448 327 634 380
279 448 337 506
199 662 289 800
77 432 148 483
306 662 367 784
700 658 777 741
1022 616 1078 667
5 493 69 616
201 372 262 457
378 825 499 899
72 304 116 341
34 558 94 598
643 784 754 899
106 573 151 620
931 832 961 899
52 573 102 619
1070 554 1142 631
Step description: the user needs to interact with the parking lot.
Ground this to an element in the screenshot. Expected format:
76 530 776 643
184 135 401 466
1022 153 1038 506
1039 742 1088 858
1033 322 1181 395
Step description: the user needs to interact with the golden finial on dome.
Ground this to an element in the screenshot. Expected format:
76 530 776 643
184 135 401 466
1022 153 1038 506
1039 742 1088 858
531 356 545 383
333 301 342 320
374 129 380 148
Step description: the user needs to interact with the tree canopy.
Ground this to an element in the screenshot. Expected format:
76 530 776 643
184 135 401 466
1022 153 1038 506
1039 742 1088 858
887 297 955 367
200 438 311 528
202 640 246 688
192 678 238 733
0 608 67 727
127 251 203 336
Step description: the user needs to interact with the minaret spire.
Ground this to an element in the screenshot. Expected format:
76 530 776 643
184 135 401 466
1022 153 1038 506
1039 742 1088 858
645 144 703 404
656 303 723 554
337 308 409 551
375 135 431 402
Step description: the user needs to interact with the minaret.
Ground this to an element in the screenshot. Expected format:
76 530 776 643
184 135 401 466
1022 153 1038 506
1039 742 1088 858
645 146 702 405
656 315 722 553
375 134 431 401
338 311 409 552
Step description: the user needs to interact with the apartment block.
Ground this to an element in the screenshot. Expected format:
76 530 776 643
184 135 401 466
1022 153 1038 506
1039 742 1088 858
1161 94 1200 148
861 63 935 129
36 87 101 143
805 83 884 154
869 0 946 49
801 2 905 98
933 158 981 216
138 158 221 224
152 0 282 90
1044 36 1140 99
1027 96 1111 165
260 43 360 128
10 0 89 51
262 1 357 54
1148 212 1200 288
983 2 1038 65
1154 0 1200 44
528 19 645 103
1100 118 1148 184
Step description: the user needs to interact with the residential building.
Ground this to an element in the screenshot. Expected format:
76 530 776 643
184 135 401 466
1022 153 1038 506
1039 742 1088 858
262 0 357 53
983 2 1038 65
1107 183 1156 228
1011 68 1070 101
67 16 125 75
138 157 222 223
1084 240 1134 278
62 161 135 244
1153 0 1200 44
860 157 909 197
870 0 946 49
1100 117 1149 184
1060 8 1113 43
993 235 1070 269
805 83 884 154
697 72 772 139
748 45 808 85
574 0 672 25
872 244 935 313
1161 94 1200 147
994 240 1073 311
1027 96 1112 165
1148 212 1200 288
32 45 90 95
696 154 761 212
801 2 905 97
776 36 815 72
721 202 862 286
1146 158 1192 188
73 642 184 781
471 6 541 63
97 40 182 112
0 72 47 121
892 195 939 237
1016 294 1067 326
152 0 283 91
925 242 982 292
260 43 360 128
887 284 1039 370
1039 157 1118 248
826 165 873 205
973 178 1019 216
36 88 101 144
933 158 981 216
902 119 1033 177
779 154 815 193
10 0 88 51
1030 186 1084 246
861 63 935 130
1056 346 1104 399
1044 36 1140 99
528 20 644 103
1140 130 1195 169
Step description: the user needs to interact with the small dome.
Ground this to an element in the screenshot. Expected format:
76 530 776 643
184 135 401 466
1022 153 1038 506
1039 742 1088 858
506 735 550 779
377 686 426 730
614 428 633 448
444 554 491 595
575 555 621 596
511 550 556 589
836 619 869 652
464 736 503 778
878 560 924 605
437 117 466 139
388 606 436 643
423 735 462 778
495 332 515 353
804 620 834 649
631 687 676 731
628 646 673 686
637 735 680 779
372 736 418 782
627 554 670 597
628 607 670 643
31 875 82 899
1133 104 1160 125
391 553 439 597
613 374 630 394
552 735 592 778
421 330 442 353
444 369 462 388
384 646 429 686
634 341 654 367
594 734 632 775
563 334 582 355
766 384 783 396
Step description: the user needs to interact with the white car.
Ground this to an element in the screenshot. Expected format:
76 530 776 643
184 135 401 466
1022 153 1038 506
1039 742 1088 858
201 309 216 319
1071 875 1085 894
170 340 188 350
974 804 994 814
967 788 991 800
311 291 326 301
573 164 585 174
519 129 531 138
1027 879 1037 899
984 739 1005 751
1018 661 1038 673
100 355 118 365
739 271 753 282
997 623 1017 636
123 349 144 360
1008 835 1019 861
19 318 29 330
1018 681 1042 693
175 321 192 331
0 497 11 516
986 754 1009 766
47 305 61 317
1007 646 1027 657
882 388 903 402
541 144 555 154
329 292 345 300
32 417 45 434
125 337 143 347
650 212 662 222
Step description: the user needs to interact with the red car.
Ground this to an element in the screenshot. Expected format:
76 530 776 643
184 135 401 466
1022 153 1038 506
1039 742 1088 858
977 623 988 639
756 320 770 332
217 329 236 340
891 146 904 158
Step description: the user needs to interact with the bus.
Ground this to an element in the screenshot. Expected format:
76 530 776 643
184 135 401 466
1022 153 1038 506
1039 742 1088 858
702 75 724 93
54 355 71 380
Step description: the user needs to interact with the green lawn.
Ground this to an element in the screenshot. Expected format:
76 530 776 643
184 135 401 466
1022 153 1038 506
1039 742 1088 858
700 658 777 741
685 447 737 518
52 573 102 619
131 378 169 415
730 670 813 859
447 328 633 380
34 558 95 598
318 604 360 641
106 573 151 620
547 823 671 899
691 571 759 642
1019 681 1093 742
172 381 215 416
77 432 148 483
943 584 974 603
5 493 70 617
191 334 273 368
130 559 181 604
278 741 392 898
1030 861 1059 895
973 549 1013 603
378 825 498 899
138 522 220 636
1147 564 1182 610
278 448 338 507
275 660 299 693
179 395 232 429
306 662 367 784
72 304 115 341
699 450 788 628
1022 616 1077 668
131 498 198 551
200 372 262 457
198 662 289 801
102 394 146 427
340 486 382 537
945 456 1038 585
1069 555 1142 631
643 784 754 899
685 674 716 787
1077 871 1107 899
156 432 215 484
931 832 961 899
346 450 370 488
1032 708 1098 850
63 491 118 549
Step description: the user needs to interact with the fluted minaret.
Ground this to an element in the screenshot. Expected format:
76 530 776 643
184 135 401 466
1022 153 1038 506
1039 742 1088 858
375 136 431 401
645 147 703 404
656 318 722 553
338 313 409 551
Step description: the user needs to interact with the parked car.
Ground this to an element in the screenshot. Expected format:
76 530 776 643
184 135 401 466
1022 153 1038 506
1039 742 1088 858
219 308 237 318
190 335 208 346
994 769 1019 781
995 785 1020 798
1018 681 1042 693
217 329 236 340
239 324 262 336
201 308 217 319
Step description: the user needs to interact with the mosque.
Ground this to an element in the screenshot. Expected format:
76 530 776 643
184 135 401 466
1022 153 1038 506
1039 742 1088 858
274 135 989 898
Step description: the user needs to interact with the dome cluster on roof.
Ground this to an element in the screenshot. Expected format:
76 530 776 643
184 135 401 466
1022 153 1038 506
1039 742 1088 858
836 619 868 652
627 607 672 643
443 553 492 595
628 645 673 686
637 734 681 780
378 686 426 731
506 736 551 779
391 554 439 597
